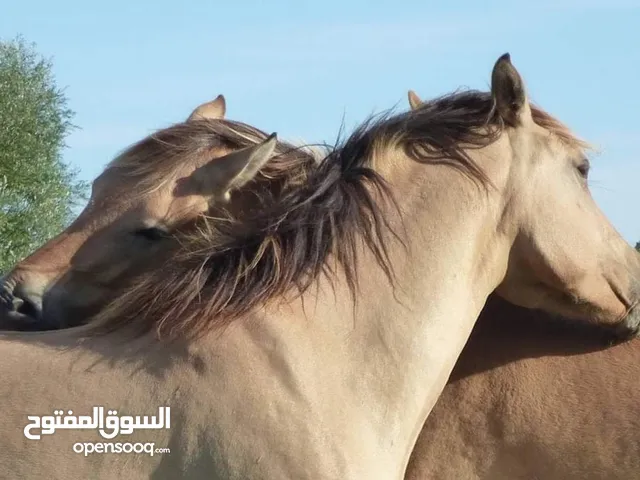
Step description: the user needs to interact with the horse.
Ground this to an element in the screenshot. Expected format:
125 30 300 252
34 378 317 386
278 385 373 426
404 90 640 479
0 53 638 479
405 295 640 479
0 94 321 330
5 92 635 479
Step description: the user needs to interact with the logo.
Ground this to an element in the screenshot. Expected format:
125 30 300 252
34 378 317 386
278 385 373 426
23 406 170 440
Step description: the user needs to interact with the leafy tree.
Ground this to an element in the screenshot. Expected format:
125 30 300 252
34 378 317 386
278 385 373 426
636 241 640 253
0 36 88 273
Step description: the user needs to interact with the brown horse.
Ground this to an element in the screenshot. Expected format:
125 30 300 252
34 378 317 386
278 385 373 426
0 54 639 478
405 90 640 480
404 295 640 480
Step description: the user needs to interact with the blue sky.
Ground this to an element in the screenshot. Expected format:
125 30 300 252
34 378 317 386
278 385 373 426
2 0 640 241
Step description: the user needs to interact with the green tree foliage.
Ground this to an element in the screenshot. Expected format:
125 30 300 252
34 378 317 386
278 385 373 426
0 36 88 272
636 241 640 252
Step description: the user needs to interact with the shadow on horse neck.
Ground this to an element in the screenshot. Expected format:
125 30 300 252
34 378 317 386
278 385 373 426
448 294 622 384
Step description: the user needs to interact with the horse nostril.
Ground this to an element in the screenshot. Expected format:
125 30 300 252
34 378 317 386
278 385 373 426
16 296 41 319
0 282 43 322
9 287 43 321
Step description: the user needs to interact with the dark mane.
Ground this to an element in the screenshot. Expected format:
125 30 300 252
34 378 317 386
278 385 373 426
91 89 586 340
106 118 322 194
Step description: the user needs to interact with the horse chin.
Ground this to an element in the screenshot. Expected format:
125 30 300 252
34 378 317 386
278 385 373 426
613 304 640 340
0 303 49 331
41 294 100 330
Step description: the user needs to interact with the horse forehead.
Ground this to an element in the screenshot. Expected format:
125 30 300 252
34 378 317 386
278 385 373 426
145 189 209 222
494 126 577 171
530 123 579 156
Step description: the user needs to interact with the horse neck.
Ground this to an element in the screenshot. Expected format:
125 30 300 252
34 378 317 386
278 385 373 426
195 150 513 476
351 154 509 460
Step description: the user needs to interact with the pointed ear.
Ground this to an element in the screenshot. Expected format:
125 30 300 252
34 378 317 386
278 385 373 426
407 90 423 110
490 53 531 126
193 133 278 200
187 94 227 122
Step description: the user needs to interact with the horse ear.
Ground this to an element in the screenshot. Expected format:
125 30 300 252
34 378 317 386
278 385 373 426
490 53 530 126
407 90 423 110
193 133 278 200
187 94 227 122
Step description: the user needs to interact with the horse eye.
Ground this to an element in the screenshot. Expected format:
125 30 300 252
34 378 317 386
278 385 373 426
134 227 168 241
577 160 590 179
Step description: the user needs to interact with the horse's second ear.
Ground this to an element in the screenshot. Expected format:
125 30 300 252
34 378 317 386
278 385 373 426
187 94 227 122
408 90 423 110
490 53 530 126
192 134 278 200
